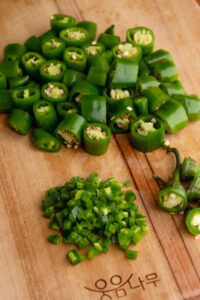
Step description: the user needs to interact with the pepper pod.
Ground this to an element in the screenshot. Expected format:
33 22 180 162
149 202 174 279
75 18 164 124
103 87 134 112
4 43 26 61
181 157 200 181
33 100 58 132
0 90 14 113
41 82 68 103
77 21 97 40
50 14 76 31
21 52 46 79
109 107 137 134
136 75 160 94
41 37 65 60
24 35 41 53
174 94 200 121
32 128 62 152
0 60 22 79
126 26 154 55
112 42 142 62
54 113 86 148
0 72 7 90
68 79 100 104
11 86 40 112
83 122 111 155
142 86 169 113
133 97 149 115
63 47 87 72
97 25 120 49
144 49 174 66
130 115 165 152
8 108 33 135
81 95 107 123
160 80 186 97
154 148 188 213
59 27 91 47
154 99 188 134
40 60 66 82
62 69 85 87
151 59 178 82
9 75 30 89
185 208 200 236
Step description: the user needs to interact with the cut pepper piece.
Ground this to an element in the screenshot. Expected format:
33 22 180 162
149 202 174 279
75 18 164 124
41 37 65 60
174 94 200 121
4 43 26 61
126 26 154 55
60 27 90 47
142 86 169 113
113 42 142 62
68 79 100 104
50 14 76 31
0 90 14 112
40 59 66 82
22 52 45 79
81 95 107 123
8 108 33 135
63 47 87 72
62 69 85 87
77 20 97 40
186 208 200 236
151 59 178 82
32 128 61 152
56 101 79 119
160 80 186 97
41 81 68 103
33 100 58 132
0 72 7 90
11 86 40 112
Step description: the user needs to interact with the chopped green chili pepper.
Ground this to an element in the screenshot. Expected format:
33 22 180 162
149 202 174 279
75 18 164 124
39 29 58 43
126 249 138 259
187 176 200 202
160 80 186 97
133 96 149 115
60 27 90 47
138 59 150 77
113 42 142 62
68 79 100 104
181 157 200 181
8 108 33 135
123 179 131 187
87 66 107 87
77 20 97 40
109 109 136 134
185 208 200 236
142 86 169 113
0 60 21 79
89 55 110 73
154 148 188 213
83 122 111 155
62 69 85 87
151 59 178 82
97 27 120 49
56 101 79 119
54 113 86 148
32 128 62 152
81 95 107 123
67 249 85 265
63 47 87 72
109 58 139 88
104 24 115 35
154 99 188 134
0 90 14 112
130 115 165 152
41 37 65 59
33 100 58 132
11 86 40 112
9 75 29 89
108 97 134 116
40 59 66 82
50 14 76 31
126 26 154 55
136 75 160 94
174 94 200 121
83 42 105 60
41 81 68 103
24 35 41 53
103 87 134 112
21 52 46 79
144 49 174 66
48 234 62 244
4 43 26 61
101 49 113 63
0 72 7 90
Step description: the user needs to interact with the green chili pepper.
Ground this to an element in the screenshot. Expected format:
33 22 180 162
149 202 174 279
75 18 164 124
174 94 200 121
50 14 76 31
133 96 149 115
62 69 85 87
8 108 33 135
0 60 21 79
109 109 136 134
67 249 85 265
89 55 110 73
153 148 188 213
144 49 174 66
48 234 62 244
41 37 65 60
181 157 200 181
56 101 79 119
41 82 68 103
54 113 86 148
130 115 165 152
138 59 150 77
32 128 62 152
77 21 97 40
60 27 90 47
68 79 100 104
4 43 26 61
81 95 107 123
103 87 134 112
142 86 169 113
151 59 178 82
87 66 107 87
21 52 46 79
136 75 160 94
9 75 29 89
101 50 113 63
83 122 111 155
126 249 138 260
40 59 66 82
0 72 7 90
24 35 41 53
11 86 40 112
63 47 87 72
33 100 58 132
160 80 186 97
154 99 188 134
108 97 134 116
113 42 142 62
187 176 200 202
97 25 120 49
0 90 14 112
126 26 154 55
39 29 58 43
82 42 105 65
185 208 200 236
109 58 139 88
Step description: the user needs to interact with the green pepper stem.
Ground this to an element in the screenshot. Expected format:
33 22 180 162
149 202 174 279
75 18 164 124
153 175 168 186
167 148 181 184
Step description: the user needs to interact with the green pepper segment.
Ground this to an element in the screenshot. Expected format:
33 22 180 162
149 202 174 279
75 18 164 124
62 69 85 87
181 157 200 181
187 176 200 202
54 113 86 148
185 208 200 236
4 43 26 61
50 14 76 31
9 75 29 89
0 72 7 90
87 66 107 87
32 128 62 152
63 47 87 72
41 82 68 103
40 60 66 82
133 97 149 115
22 52 46 79
174 94 200 122
83 42 105 59
130 115 165 152
103 87 134 112
97 32 120 49
33 100 58 132
77 21 97 40
126 26 154 55
41 37 65 60
68 79 100 104
154 99 188 134
152 59 178 83
144 49 174 66
136 75 159 94
109 110 136 134
8 108 33 135
160 80 186 97
0 90 14 112
113 42 142 62
67 249 85 266
60 27 90 47
0 61 21 79
24 35 41 53
138 60 150 77
81 95 107 123
154 148 188 213
83 122 111 156
39 29 58 43
11 86 40 112
142 86 169 113
56 101 79 119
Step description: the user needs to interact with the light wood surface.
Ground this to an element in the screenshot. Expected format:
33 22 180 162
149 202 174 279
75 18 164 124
0 1 200 299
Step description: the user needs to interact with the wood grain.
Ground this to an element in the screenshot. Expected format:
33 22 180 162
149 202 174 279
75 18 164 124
0 0 200 299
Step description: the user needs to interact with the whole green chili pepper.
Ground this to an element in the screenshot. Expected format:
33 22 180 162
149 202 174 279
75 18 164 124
11 86 40 112
126 26 154 55
68 79 100 104
86 66 107 87
24 35 41 53
63 47 87 72
0 72 7 90
41 82 68 103
8 108 33 135
81 95 107 123
160 80 186 97
32 128 62 152
144 49 174 66
60 27 91 47
56 101 79 119
50 14 76 31
0 60 21 78
151 59 178 82
41 37 65 60
185 208 200 236
174 94 200 121
9 75 29 89
0 90 14 112
40 59 66 82
77 20 97 40
4 43 26 61
142 86 169 113
83 122 111 155
133 96 149 115
21 52 45 79
136 75 160 94
130 115 165 152
181 157 200 181
62 69 85 87
112 42 142 62
33 100 58 132
153 148 188 213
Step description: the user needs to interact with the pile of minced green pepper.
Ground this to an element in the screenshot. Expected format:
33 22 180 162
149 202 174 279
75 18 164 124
0 14 199 155
154 147 200 238
42 172 148 265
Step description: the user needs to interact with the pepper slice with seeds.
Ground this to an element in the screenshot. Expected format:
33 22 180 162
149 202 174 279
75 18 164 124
50 14 76 31
40 59 66 82
103 87 134 112
109 109 136 134
21 52 46 79
113 42 142 62
11 86 40 112
83 122 111 155
33 100 58 132
60 27 90 47
41 37 65 60
68 79 100 104
56 101 79 119
186 208 200 236
126 26 154 55
32 128 62 152
63 47 87 72
41 82 68 103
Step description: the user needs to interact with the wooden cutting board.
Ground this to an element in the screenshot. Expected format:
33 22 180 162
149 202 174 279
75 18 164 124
0 0 200 299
